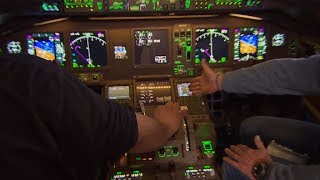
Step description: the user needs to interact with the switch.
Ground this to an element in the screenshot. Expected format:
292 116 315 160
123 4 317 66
172 147 179 156
178 43 183 55
180 31 186 37
174 32 179 37
187 51 191 60
186 31 191 37
158 147 166 157
93 74 99 81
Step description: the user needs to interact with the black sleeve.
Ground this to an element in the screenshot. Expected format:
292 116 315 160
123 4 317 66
60 72 138 159
27 56 138 174
0 54 137 179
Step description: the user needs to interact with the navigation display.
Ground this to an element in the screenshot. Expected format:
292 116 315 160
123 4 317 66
234 27 267 61
136 81 172 106
70 32 108 68
27 33 66 67
195 28 229 64
134 29 169 65
108 86 130 100
177 83 192 97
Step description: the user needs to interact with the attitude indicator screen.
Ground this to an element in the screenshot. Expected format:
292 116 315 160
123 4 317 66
195 28 230 64
27 33 66 67
234 27 267 61
134 29 169 65
70 32 108 68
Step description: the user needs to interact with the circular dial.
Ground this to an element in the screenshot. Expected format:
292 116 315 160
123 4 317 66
195 29 229 63
70 32 107 68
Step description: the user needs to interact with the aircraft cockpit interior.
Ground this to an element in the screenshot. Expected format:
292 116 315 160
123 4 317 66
1 0 320 179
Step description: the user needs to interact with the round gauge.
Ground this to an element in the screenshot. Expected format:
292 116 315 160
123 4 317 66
7 41 22 54
195 28 229 64
70 32 108 68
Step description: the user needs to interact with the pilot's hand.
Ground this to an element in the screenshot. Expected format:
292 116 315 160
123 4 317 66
153 102 188 135
189 59 223 95
223 136 273 180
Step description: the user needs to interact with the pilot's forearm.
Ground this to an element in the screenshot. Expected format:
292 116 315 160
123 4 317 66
129 113 172 154
222 55 320 95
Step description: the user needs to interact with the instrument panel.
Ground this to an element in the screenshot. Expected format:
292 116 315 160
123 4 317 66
0 15 296 80
0 11 299 180
60 0 263 14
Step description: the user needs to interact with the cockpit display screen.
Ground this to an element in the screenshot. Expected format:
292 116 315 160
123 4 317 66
134 29 169 65
27 32 66 67
195 28 230 64
108 86 130 100
234 27 267 61
70 32 108 68
177 83 192 97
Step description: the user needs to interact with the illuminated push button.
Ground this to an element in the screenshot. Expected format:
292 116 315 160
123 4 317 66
205 144 211 149
93 74 99 80
158 147 166 158
172 147 179 156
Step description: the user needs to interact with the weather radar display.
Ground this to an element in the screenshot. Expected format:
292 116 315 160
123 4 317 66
234 27 267 61
195 28 230 64
27 33 66 67
70 32 108 68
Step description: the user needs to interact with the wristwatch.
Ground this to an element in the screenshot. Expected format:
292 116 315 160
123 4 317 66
252 163 269 179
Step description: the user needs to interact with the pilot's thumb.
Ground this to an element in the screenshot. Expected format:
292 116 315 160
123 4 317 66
201 59 212 73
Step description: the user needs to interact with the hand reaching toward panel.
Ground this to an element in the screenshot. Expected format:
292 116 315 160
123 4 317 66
189 59 223 96
153 102 188 136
